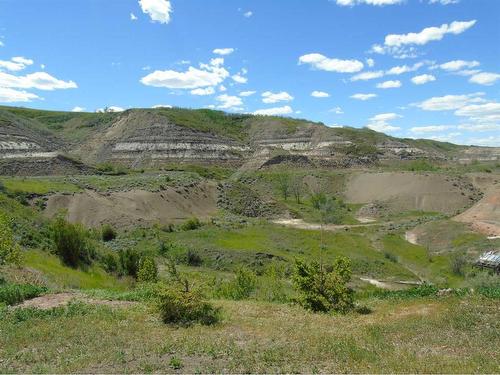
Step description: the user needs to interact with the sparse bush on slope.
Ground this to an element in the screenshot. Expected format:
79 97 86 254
51 216 92 268
0 212 22 266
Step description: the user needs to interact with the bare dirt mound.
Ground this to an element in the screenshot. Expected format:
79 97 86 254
454 186 500 236
44 181 218 228
344 172 478 215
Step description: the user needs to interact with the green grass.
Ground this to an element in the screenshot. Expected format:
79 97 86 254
0 177 81 194
23 250 129 290
0 295 498 373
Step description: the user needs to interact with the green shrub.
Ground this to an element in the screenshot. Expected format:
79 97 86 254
451 253 467 276
384 252 398 263
181 217 202 231
0 212 22 266
186 249 202 266
156 285 221 326
99 251 119 273
118 248 141 278
51 216 92 268
137 256 159 283
0 283 47 305
292 256 354 313
214 267 257 300
101 224 116 242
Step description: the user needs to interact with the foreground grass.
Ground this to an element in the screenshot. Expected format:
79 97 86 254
0 295 498 373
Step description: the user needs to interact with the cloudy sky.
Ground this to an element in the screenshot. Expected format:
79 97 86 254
0 0 499 145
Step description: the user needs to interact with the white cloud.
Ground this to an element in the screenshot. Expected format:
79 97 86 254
71 106 85 112
386 62 424 75
213 48 234 56
350 93 377 100
299 53 363 73
0 56 34 72
429 0 460 4
366 112 401 132
244 11 253 18
190 87 215 96
0 71 77 90
218 85 226 92
239 90 256 97
350 70 384 81
262 91 293 103
329 106 344 114
96 106 125 113
140 64 229 89
464 136 500 147
458 123 500 132
0 87 39 103
139 0 172 24
253 105 293 116
439 60 480 71
411 74 436 85
410 125 453 133
232 73 247 84
384 20 476 47
152 104 172 108
469 72 500 86
216 94 243 110
335 0 403 5
416 93 485 111
455 102 500 122
130 12 138 21
366 58 375 67
376 80 402 89
311 90 330 98
454 69 481 77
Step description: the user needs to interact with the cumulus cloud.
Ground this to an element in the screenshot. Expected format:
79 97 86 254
410 125 453 133
366 112 401 132
96 106 125 113
0 71 77 90
386 62 425 75
350 93 377 100
411 74 436 85
262 91 294 104
329 106 344 114
335 0 403 5
0 87 39 103
130 12 138 21
415 93 485 111
469 72 500 86
366 58 375 67
429 0 460 4
311 90 330 98
213 48 234 56
190 87 215 96
350 71 384 81
140 60 229 89
239 90 256 97
372 20 476 57
253 105 293 116
243 11 253 18
216 94 243 110
376 80 402 89
455 102 500 123
232 73 247 84
139 0 172 24
152 104 172 108
71 106 85 112
299 53 363 73
439 60 480 71
0 56 34 71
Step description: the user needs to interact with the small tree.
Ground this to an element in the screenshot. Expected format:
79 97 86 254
51 216 91 268
137 256 159 283
277 173 291 201
101 224 116 242
292 256 354 313
118 248 141 278
291 176 303 204
0 212 22 266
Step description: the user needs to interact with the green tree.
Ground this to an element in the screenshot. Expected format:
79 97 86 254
277 173 291 201
292 256 354 313
51 216 91 268
0 212 22 266
137 256 159 283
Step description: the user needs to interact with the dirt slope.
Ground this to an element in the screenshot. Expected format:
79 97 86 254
454 186 500 236
44 182 218 228
344 172 477 214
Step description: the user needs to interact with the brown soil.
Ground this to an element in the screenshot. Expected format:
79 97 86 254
454 186 500 236
344 172 477 214
43 181 218 228
14 292 136 310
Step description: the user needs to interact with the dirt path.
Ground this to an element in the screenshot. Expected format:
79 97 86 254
272 218 382 231
14 292 136 310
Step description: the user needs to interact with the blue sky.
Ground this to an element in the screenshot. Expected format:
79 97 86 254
0 0 499 145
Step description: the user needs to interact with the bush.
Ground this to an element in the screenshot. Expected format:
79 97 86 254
156 285 221 326
181 217 202 231
101 224 116 242
0 283 47 306
100 251 119 273
137 256 159 283
214 267 257 300
384 252 398 263
186 249 202 266
0 212 22 266
451 253 467 276
51 216 92 268
292 256 354 313
118 248 141 278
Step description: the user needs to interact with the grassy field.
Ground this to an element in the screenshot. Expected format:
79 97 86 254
0 295 498 373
